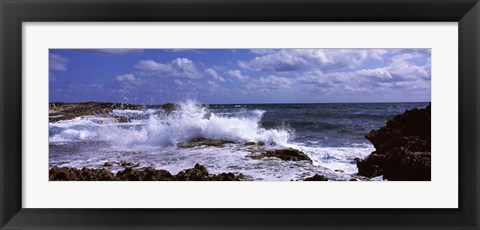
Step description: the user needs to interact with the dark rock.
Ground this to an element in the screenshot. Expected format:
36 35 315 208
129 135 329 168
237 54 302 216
175 163 210 181
161 103 178 112
117 167 174 181
176 163 245 181
116 168 141 181
357 104 431 181
49 102 139 122
356 154 383 178
248 148 313 163
194 163 209 175
103 162 114 167
210 172 246 181
49 167 116 181
114 116 131 123
119 160 140 168
142 167 175 181
247 154 264 159
244 142 256 146
178 138 234 148
257 141 265 146
365 104 431 150
303 174 328 181
50 164 245 181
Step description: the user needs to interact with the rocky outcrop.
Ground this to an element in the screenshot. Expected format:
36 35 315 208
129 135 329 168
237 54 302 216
175 163 211 181
103 160 140 168
177 138 269 148
248 148 313 163
49 163 245 181
174 163 245 181
49 167 117 181
116 167 174 181
356 104 431 181
49 102 139 122
177 138 234 148
303 174 328 181
161 103 179 112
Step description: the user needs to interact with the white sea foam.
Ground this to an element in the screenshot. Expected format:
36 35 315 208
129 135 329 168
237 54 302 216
288 144 374 174
111 109 144 116
49 129 98 142
49 100 292 147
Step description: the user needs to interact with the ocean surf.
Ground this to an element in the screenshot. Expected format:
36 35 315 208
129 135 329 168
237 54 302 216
49 100 429 181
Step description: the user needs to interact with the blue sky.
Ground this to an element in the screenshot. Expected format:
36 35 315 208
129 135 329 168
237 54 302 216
49 49 431 104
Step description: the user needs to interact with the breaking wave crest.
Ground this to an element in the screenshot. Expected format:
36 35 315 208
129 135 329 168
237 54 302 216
49 100 292 147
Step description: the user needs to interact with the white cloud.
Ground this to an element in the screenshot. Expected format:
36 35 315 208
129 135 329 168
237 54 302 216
207 80 218 87
49 53 69 71
387 51 431 80
228 70 249 81
336 52 431 82
258 75 294 88
239 49 388 72
296 71 333 87
171 79 220 98
245 75 294 92
238 49 430 97
290 52 431 94
134 58 202 79
204 68 226 82
115 74 136 83
174 79 184 86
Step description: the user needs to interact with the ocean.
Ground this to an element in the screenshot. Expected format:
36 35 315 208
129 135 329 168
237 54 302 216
49 101 429 181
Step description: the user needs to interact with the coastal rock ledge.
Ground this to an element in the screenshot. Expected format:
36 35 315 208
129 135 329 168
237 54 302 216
50 163 245 181
356 104 431 181
247 148 313 163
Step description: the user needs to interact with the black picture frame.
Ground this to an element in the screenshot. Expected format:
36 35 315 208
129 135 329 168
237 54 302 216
1 0 479 229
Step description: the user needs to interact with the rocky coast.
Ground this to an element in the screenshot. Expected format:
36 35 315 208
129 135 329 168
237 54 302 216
50 163 246 181
49 102 140 123
356 104 431 181
48 102 431 181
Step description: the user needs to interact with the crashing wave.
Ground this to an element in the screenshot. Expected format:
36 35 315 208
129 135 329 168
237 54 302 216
49 100 292 147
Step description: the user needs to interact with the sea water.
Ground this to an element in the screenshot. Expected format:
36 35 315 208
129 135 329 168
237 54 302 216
49 101 429 181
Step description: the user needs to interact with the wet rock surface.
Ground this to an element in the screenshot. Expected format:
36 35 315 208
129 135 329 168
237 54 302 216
303 174 328 181
50 163 245 181
103 160 140 168
247 147 313 163
356 104 431 181
161 103 179 112
49 167 117 181
49 102 139 122
116 167 174 181
177 138 234 148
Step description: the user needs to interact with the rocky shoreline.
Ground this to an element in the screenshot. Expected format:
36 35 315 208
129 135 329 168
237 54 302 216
49 141 319 181
49 102 140 123
49 102 182 123
49 102 431 181
247 148 313 163
50 163 246 181
356 104 431 181
49 162 335 181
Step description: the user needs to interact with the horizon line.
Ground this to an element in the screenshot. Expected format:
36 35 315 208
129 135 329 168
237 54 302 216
49 101 431 106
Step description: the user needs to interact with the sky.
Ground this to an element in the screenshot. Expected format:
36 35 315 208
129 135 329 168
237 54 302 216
49 49 431 104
